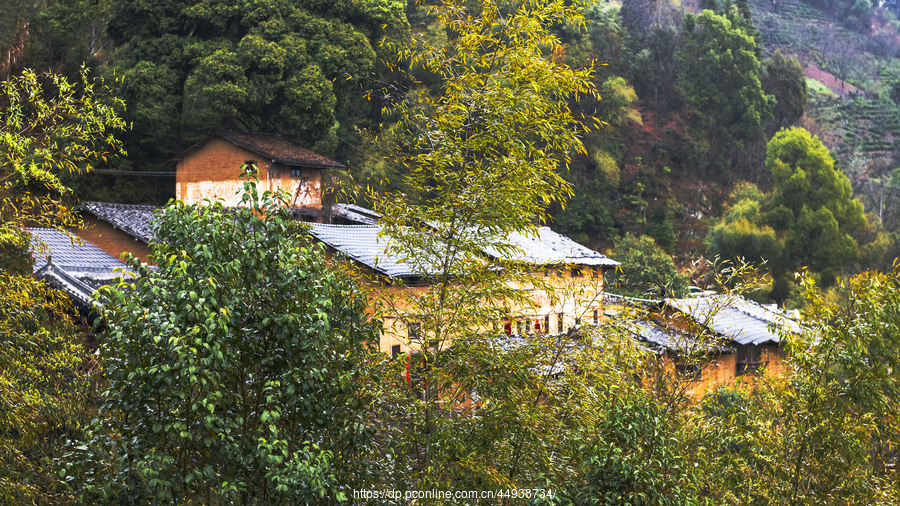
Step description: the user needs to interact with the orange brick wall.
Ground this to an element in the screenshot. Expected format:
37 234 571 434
176 137 324 208
74 215 153 264
682 343 787 396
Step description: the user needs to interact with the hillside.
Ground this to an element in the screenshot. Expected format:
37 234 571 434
752 0 900 230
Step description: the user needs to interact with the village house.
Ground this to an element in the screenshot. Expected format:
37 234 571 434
308 223 619 353
175 130 344 215
616 293 799 394
74 201 156 263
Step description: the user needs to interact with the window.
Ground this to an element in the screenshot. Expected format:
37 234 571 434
290 167 304 177
407 322 421 340
544 315 550 334
557 312 564 334
525 319 532 333
391 344 402 359
736 345 764 375
516 320 523 335
592 268 600 279
571 268 583 277
593 309 599 325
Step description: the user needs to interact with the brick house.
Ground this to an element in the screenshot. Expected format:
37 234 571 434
619 294 799 394
174 130 344 215
75 202 156 263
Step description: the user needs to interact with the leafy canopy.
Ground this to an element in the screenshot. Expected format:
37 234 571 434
0 67 124 504
80 171 380 503
368 0 598 490
606 233 689 298
708 127 868 301
680 10 772 170
1 67 125 250
108 0 407 157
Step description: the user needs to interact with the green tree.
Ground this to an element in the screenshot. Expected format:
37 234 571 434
765 127 866 298
761 50 808 130
1 67 125 247
709 129 867 302
702 271 900 503
680 10 772 177
707 181 783 267
76 170 380 503
0 67 125 503
606 234 689 298
107 0 407 161
369 0 598 490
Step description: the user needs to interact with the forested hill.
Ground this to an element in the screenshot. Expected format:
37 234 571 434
4 0 900 303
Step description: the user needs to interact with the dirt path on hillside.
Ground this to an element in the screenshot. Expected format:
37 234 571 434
804 61 860 97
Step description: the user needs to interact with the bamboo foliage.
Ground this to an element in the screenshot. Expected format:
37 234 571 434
367 0 599 491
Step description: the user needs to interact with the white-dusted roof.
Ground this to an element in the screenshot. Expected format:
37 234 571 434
30 228 130 274
332 203 381 225
621 319 733 354
308 224 426 278
665 295 802 345
482 227 619 267
308 224 618 278
29 228 135 310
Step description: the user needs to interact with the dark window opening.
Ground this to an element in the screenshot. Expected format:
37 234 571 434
736 345 764 375
391 344 402 359
544 315 550 334
408 322 421 340
571 268 583 277
557 312 564 334
593 309 599 325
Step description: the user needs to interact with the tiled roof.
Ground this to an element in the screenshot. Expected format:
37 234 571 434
189 130 345 169
665 295 802 345
29 228 134 310
308 223 617 278
34 262 101 310
30 228 130 274
481 227 619 267
307 224 430 278
78 201 160 243
623 319 732 354
332 203 381 225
